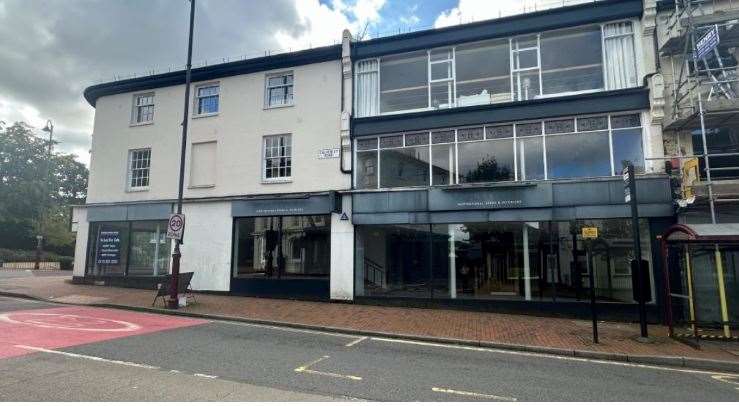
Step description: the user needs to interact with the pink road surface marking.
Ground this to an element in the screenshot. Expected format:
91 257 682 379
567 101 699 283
0 305 207 359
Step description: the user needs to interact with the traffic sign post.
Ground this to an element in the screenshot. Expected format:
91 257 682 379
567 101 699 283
168 0 196 310
582 227 599 344
623 162 649 339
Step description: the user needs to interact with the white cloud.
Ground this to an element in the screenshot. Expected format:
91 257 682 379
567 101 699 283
275 0 387 50
435 0 595 28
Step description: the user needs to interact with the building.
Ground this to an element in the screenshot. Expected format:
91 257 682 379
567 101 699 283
347 0 675 319
73 45 353 299
72 0 681 321
655 0 739 336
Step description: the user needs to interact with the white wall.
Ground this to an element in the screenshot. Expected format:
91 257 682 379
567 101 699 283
179 201 232 291
72 207 88 277
87 60 349 204
330 194 354 300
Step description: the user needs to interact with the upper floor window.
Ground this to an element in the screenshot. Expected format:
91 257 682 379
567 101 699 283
265 72 294 108
263 134 292 181
195 83 219 116
132 93 155 124
128 148 151 190
355 21 637 117
354 112 645 189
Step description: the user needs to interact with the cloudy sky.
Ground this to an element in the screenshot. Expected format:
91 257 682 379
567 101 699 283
0 0 589 165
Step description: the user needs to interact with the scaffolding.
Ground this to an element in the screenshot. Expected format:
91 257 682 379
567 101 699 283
657 1 739 340
660 0 739 223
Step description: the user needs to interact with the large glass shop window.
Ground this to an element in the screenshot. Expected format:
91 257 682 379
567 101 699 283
353 113 644 189
86 221 170 277
355 219 654 304
233 215 331 279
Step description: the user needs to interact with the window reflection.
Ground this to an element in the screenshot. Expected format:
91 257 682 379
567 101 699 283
354 113 644 189
380 146 430 188
547 131 611 179
458 139 514 183
233 216 330 279
355 219 654 304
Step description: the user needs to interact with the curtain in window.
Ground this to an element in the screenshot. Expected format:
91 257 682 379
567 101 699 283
356 59 379 117
603 22 637 90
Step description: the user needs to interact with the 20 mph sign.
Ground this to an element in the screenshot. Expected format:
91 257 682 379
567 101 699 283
166 213 185 240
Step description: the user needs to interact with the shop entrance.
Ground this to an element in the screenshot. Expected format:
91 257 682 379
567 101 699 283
231 215 331 299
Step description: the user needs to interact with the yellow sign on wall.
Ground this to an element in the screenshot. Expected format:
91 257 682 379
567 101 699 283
582 227 599 240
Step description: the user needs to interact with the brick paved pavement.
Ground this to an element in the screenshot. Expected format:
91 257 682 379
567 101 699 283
0 270 737 364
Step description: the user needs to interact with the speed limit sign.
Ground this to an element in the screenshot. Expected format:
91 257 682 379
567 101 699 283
166 213 185 240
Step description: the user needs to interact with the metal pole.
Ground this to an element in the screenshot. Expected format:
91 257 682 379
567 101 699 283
587 240 598 344
35 121 53 270
627 163 648 338
168 0 195 309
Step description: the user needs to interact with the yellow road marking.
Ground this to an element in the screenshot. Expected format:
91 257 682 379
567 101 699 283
294 355 362 381
432 387 517 401
712 375 739 390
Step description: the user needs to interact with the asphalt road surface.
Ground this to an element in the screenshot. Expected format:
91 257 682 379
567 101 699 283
0 296 737 401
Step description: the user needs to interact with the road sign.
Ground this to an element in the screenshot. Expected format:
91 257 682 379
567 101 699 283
695 25 720 60
623 165 632 203
582 227 598 240
166 213 185 240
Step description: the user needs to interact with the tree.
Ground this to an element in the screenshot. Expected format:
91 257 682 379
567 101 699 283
462 157 511 183
0 121 88 254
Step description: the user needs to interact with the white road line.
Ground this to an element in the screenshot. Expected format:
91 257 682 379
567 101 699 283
193 373 218 379
294 355 363 381
432 387 517 401
214 320 360 339
15 345 220 380
16 345 159 370
345 336 368 347
369 337 739 378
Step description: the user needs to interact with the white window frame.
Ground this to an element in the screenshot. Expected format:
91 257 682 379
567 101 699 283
351 110 646 190
127 148 151 191
131 93 155 125
354 18 641 118
264 71 294 108
193 82 220 118
262 134 292 183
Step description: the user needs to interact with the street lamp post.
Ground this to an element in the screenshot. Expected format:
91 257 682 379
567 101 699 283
167 0 196 309
34 120 54 270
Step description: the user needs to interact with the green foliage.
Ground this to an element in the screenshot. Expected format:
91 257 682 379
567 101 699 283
0 121 88 255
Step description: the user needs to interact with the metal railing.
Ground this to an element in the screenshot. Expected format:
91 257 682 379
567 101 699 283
96 0 605 85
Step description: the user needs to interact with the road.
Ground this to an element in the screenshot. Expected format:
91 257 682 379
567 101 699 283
0 295 737 401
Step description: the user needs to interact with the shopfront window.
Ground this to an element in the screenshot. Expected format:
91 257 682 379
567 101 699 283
85 220 170 277
233 215 330 279
354 224 432 297
355 218 653 304
354 112 645 189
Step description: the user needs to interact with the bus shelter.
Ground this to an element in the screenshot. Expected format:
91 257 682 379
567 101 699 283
660 224 739 343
